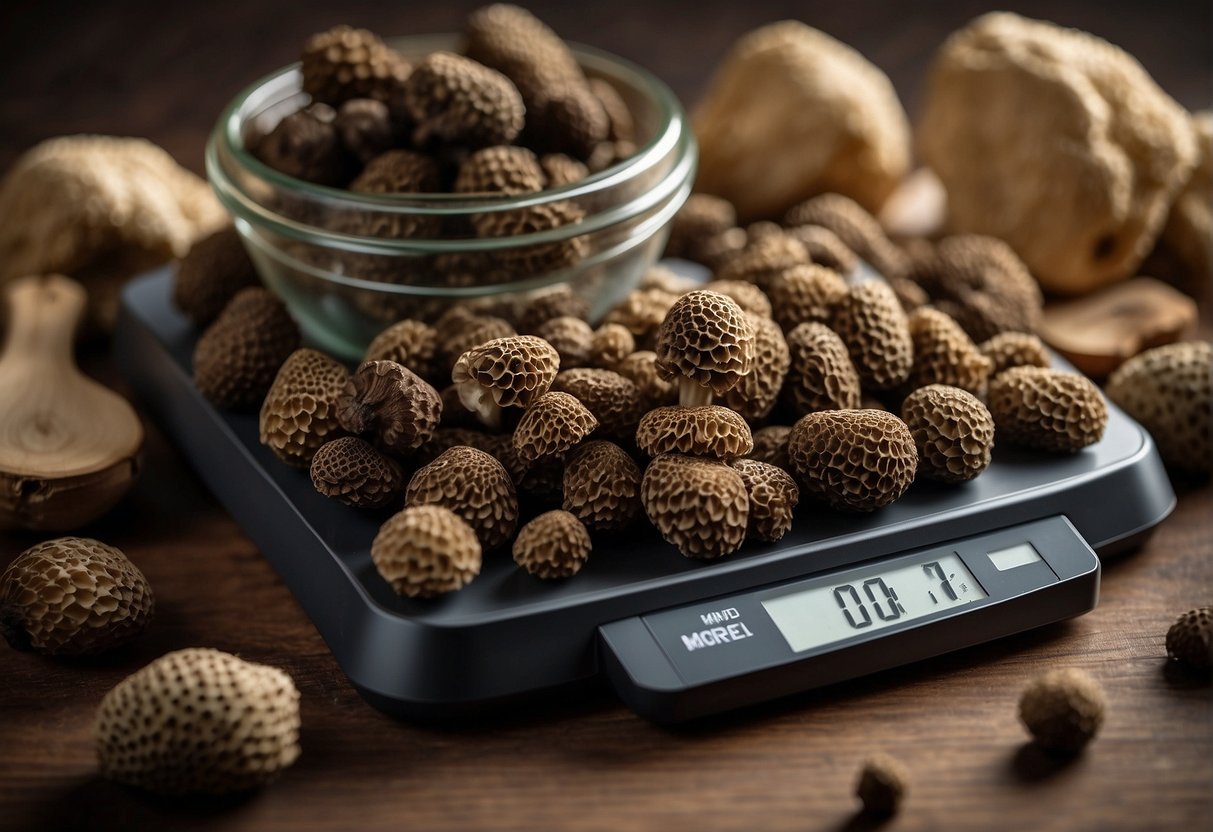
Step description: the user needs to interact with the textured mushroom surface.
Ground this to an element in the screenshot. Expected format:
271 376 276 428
334 98 398 165
512 510 592 579
1018 667 1106 754
0 537 153 656
452 335 560 428
702 279 773 320
96 648 300 794
615 350 678 410
665 193 737 262
405 446 518 551
603 288 679 349
364 319 440 381
512 391 598 465
562 440 641 531
473 199 587 277
534 316 594 369
550 368 646 440
748 425 792 470
917 12 1197 295
781 322 862 416
723 315 790 421
513 284 590 333
980 331 1051 377
1150 110 1212 287
693 21 910 221
526 85 611 158
454 145 546 195
988 367 1107 452
641 454 750 559
259 348 350 468
636 406 754 459
830 280 914 391
540 153 589 187
906 306 992 396
909 235 1043 342
310 437 405 509
337 360 442 455
345 150 444 238
371 505 482 597
193 288 300 410
173 225 259 327
855 754 909 817
588 324 636 369
655 290 755 403
767 263 849 332
300 25 410 106
784 193 908 280
788 409 917 511
785 224 858 276
713 233 810 290
400 51 525 148
440 315 518 373
729 458 799 542
1166 606 1212 671
1105 341 1211 472
901 385 994 483
254 108 349 187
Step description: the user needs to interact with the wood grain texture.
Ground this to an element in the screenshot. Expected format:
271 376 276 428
1 1 1210 830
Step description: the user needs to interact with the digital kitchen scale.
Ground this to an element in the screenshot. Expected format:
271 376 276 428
114 268 1175 723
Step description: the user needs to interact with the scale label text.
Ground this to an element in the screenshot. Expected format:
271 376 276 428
680 621 754 651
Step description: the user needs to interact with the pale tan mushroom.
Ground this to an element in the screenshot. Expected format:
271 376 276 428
512 510 592 579
636 405 754 459
451 335 560 429
654 290 755 406
729 458 799 542
405 446 518 551
562 440 642 531
641 454 750 559
511 391 598 466
337 360 442 455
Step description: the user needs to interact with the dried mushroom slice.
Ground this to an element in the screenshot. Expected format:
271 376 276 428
641 454 750 560
0 537 153 656
723 315 790 421
513 510 592 579
784 193 908 280
259 348 349 468
440 315 517 375
905 306 992 396
371 505 482 597
511 391 598 466
830 280 914 391
655 290 755 405
900 384 994 483
405 446 518 551
980 331 1051 377
562 440 642 531
988 367 1107 452
400 51 524 148
310 436 405 509
636 405 754 459
788 409 917 512
337 360 442 455
729 458 799 542
551 368 646 440
452 335 560 429
193 288 299 410
782 322 862 416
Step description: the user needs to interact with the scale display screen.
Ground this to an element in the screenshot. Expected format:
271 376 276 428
762 553 987 653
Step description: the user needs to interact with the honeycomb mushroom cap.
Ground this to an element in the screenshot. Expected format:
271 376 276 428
729 458 799 542
713 233 811 290
513 284 590 334
405 446 518 551
693 21 910 221
748 425 792 469
988 367 1108 452
767 263 849 332
615 350 678 410
723 315 791 421
512 510 592 579
641 454 750 559
540 152 589 187
788 409 918 511
258 348 350 467
400 51 525 148
855 753 909 817
364 318 440 381
901 384 995 483
636 405 754 459
785 224 859 276
551 368 646 440
472 200 587 277
452 335 560 428
454 145 545 195
603 288 679 350
906 306 992 396
345 150 444 238
665 193 737 261
588 323 635 369
562 440 642 531
173 225 259 327
337 360 442 455
702 279 773 319
655 290 755 403
526 84 610 159
980 331 1052 377
371 504 483 597
1166 606 1212 671
0 537 153 656
300 25 410 107
916 12 1198 296
784 193 909 279
830 280 914 391
781 322 862 416
95 648 300 794
310 436 405 509
193 287 300 410
1105 341 1211 472
1018 667 1106 754
534 316 594 368
512 391 598 465
440 314 517 374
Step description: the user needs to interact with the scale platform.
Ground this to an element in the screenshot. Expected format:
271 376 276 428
115 269 1175 722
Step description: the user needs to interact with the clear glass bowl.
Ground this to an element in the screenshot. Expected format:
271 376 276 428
207 34 696 360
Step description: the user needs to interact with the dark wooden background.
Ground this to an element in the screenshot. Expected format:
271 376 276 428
1 1 1210 830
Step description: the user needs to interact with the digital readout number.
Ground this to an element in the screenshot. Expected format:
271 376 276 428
831 562 957 630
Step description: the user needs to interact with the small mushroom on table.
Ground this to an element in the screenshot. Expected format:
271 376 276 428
452 335 560 429
654 290 755 406
640 454 750 559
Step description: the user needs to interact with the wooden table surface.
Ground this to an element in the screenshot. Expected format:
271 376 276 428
1 1 1210 830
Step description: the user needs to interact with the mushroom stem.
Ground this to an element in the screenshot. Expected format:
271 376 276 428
678 380 714 407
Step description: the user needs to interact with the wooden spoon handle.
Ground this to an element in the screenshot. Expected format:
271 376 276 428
2 275 87 368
